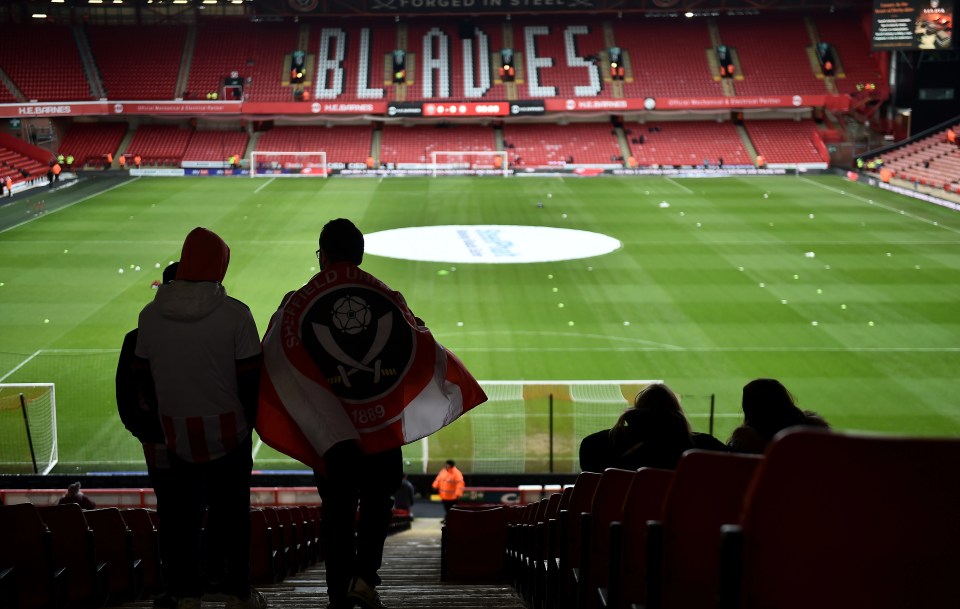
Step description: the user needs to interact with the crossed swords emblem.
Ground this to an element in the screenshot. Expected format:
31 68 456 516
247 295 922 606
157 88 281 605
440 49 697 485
313 311 393 388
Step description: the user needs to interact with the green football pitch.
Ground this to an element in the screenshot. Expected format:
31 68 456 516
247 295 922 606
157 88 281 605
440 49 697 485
1 174 959 475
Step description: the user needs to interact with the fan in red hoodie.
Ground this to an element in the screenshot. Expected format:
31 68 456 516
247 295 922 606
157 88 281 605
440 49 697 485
134 227 265 609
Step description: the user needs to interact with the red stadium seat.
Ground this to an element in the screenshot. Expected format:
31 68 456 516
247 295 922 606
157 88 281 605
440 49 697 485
647 451 762 609
0 503 67 609
83 508 143 602
603 468 674 609
37 503 109 608
719 429 960 609
441 505 509 583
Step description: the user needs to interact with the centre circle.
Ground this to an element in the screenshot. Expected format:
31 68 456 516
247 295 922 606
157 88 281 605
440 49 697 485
364 225 622 264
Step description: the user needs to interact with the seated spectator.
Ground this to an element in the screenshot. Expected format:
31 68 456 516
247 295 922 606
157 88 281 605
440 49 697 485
58 482 96 509
727 378 829 454
579 383 725 472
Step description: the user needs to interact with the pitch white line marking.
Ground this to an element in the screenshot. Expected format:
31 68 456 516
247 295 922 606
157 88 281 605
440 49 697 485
799 177 960 235
254 177 275 194
666 177 694 194
0 350 41 382
1 178 141 234
252 437 264 460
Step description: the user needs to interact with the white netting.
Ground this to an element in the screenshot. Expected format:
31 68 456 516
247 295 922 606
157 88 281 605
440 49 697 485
250 151 328 178
467 381 658 473
430 151 509 177
0 383 57 475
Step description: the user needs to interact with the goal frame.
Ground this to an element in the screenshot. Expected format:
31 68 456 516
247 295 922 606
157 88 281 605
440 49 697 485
0 383 58 475
430 150 509 177
250 151 328 178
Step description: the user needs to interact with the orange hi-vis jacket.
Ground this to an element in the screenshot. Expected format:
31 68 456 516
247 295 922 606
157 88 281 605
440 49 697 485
432 466 465 500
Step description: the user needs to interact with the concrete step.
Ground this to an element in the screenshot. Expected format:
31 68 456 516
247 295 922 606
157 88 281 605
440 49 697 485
108 517 526 609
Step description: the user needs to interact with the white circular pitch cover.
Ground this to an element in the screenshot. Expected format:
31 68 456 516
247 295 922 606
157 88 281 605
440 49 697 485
364 225 621 264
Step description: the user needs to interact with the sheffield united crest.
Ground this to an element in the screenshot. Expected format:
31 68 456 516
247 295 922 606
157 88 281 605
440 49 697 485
301 285 415 403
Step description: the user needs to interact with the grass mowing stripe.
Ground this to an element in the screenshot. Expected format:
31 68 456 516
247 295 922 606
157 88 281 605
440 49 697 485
1 175 957 473
799 176 960 235
0 350 41 382
0 177 140 235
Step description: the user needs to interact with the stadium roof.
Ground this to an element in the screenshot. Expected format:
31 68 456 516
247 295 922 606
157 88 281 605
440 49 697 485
11 0 875 20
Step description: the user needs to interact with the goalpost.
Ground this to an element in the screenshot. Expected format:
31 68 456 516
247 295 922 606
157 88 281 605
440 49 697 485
430 151 509 177
0 383 58 475
465 380 662 473
250 151 328 178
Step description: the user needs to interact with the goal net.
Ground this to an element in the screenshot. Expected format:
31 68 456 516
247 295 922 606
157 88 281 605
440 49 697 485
452 380 662 474
250 151 328 178
0 383 57 474
430 151 509 177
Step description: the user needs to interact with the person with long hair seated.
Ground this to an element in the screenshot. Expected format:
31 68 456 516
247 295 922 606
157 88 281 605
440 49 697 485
727 378 829 454
579 383 725 473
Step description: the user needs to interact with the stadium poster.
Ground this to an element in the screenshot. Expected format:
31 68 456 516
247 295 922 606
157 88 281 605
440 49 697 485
873 0 953 50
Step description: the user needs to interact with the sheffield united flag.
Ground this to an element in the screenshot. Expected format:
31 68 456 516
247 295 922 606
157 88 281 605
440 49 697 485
256 262 487 471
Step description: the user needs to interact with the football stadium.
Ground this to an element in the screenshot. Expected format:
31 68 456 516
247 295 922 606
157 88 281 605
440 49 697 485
0 0 958 607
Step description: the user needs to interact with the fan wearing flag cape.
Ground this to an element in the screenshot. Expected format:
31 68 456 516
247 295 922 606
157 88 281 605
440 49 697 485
257 218 486 609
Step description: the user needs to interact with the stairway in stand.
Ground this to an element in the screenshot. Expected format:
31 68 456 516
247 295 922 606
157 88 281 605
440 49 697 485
106 518 525 609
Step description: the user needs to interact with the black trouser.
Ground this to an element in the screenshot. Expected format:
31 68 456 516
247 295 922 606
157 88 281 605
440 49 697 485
314 443 402 604
147 462 174 593
159 435 253 600
441 499 458 516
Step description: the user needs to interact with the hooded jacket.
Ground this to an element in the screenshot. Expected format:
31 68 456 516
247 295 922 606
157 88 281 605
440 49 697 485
432 465 465 501
135 227 261 462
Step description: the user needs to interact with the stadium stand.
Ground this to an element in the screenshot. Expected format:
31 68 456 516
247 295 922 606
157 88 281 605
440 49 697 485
262 506 297 577
645 451 762 609
182 129 249 163
502 122 622 167
522 491 562 602
255 125 372 168
37 503 109 608
186 20 297 102
617 19 724 99
0 82 18 103
602 468 674 609
0 148 48 185
441 505 510 582
275 506 307 573
250 508 283 584
120 508 162 596
550 472 601 609
85 25 187 100
716 16 827 96
83 508 142 602
812 15 887 96
572 468 635 609
57 122 127 168
505 17 607 101
719 429 960 609
879 124 960 190
0 25 92 102
125 124 192 166
514 496 549 598
379 123 495 166
306 20 402 102
0 503 66 609
745 119 826 164
538 488 572 603
624 121 753 167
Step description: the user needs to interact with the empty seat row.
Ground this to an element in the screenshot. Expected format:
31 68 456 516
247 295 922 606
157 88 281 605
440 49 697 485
441 428 960 609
